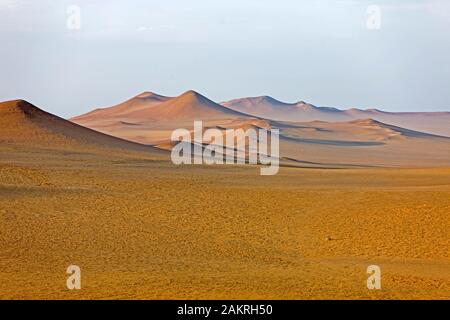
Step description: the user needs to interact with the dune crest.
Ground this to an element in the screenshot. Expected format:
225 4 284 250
71 91 172 122
141 90 251 121
0 100 166 156
72 90 252 125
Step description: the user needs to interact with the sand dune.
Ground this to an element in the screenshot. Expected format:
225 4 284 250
222 96 348 122
222 96 450 137
70 91 255 145
276 118 450 167
146 90 250 121
72 90 251 123
70 91 259 145
73 92 450 138
70 91 450 168
71 91 172 122
0 99 166 157
150 117 450 168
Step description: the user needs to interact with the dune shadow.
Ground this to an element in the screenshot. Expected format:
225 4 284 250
280 135 385 146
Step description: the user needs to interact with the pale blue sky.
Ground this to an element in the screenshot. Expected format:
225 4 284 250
1 0 449 117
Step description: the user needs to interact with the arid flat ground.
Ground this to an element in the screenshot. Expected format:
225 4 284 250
1 145 449 300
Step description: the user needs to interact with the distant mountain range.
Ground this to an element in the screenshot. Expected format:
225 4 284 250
221 96 450 137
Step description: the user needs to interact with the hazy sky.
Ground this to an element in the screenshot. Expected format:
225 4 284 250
1 0 450 117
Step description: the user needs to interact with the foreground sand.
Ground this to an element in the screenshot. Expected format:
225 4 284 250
0 146 449 300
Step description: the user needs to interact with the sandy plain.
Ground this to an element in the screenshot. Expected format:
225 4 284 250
1 145 449 299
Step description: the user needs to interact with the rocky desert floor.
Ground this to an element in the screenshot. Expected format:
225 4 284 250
0 145 449 299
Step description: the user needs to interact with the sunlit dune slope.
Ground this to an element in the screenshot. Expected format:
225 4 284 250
0 99 167 157
72 90 252 124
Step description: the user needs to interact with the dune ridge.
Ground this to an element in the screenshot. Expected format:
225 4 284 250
72 90 251 124
221 96 450 137
0 99 166 156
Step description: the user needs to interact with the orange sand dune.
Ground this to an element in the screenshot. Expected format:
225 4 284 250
0 100 167 157
71 91 172 122
70 91 256 145
72 90 251 124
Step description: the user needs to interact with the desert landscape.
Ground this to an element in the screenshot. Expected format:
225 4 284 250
0 97 449 299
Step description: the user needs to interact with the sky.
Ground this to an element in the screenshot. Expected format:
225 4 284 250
0 0 450 117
